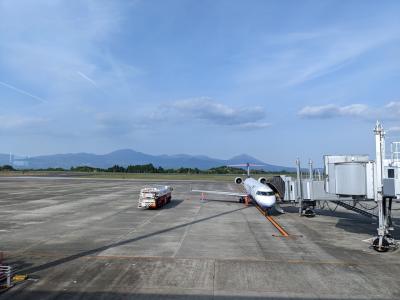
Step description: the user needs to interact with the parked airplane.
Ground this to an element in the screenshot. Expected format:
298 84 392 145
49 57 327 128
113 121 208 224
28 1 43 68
192 163 284 213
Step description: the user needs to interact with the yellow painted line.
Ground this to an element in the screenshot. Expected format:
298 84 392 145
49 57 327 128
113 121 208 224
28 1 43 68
255 204 290 237
266 215 289 237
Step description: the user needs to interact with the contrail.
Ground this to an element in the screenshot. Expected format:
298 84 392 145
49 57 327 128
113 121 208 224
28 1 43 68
77 71 97 86
0 80 46 103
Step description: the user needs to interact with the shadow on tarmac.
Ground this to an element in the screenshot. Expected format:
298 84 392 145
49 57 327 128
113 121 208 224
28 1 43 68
17 206 249 275
159 199 184 209
282 204 399 237
198 198 242 204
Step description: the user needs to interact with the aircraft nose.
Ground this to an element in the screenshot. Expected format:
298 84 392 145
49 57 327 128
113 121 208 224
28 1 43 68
256 196 276 208
264 197 275 207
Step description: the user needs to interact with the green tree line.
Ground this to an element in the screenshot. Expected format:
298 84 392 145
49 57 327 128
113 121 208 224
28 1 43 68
1 164 292 174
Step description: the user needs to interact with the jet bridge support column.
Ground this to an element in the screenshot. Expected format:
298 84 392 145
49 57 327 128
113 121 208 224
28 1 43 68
296 159 316 217
304 159 316 217
373 121 396 251
308 159 314 201
296 159 303 216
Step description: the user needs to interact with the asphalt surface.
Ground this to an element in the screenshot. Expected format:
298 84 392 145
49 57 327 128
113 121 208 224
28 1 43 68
0 177 399 299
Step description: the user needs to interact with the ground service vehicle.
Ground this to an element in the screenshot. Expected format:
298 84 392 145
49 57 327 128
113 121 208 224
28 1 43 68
138 185 173 209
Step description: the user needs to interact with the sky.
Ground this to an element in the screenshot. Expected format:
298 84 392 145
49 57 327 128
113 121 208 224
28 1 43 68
1 0 400 166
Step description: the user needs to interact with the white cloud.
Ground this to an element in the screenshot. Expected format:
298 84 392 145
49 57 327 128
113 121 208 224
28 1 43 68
167 97 269 129
298 104 369 118
0 1 139 106
236 25 400 88
95 112 154 136
0 115 48 131
387 126 400 133
92 97 272 137
0 0 146 143
384 101 400 114
235 122 271 130
298 101 400 120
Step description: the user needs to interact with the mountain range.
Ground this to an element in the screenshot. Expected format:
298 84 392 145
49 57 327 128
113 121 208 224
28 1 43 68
1 149 295 171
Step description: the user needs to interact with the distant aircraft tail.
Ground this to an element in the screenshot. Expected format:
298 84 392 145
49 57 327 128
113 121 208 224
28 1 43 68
228 163 265 177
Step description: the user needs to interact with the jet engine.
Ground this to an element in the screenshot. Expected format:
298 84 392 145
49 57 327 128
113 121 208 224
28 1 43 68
234 177 243 184
258 177 267 184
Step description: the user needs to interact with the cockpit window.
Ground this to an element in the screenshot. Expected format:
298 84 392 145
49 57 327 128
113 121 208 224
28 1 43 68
256 191 275 196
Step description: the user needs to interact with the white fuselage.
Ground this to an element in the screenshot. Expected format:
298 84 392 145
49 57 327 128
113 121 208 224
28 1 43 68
244 178 276 209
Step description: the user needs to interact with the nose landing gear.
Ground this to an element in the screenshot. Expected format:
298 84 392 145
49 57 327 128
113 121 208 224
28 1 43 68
372 236 391 252
264 207 271 215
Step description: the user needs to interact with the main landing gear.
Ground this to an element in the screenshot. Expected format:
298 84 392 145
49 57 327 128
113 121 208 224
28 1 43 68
239 196 252 205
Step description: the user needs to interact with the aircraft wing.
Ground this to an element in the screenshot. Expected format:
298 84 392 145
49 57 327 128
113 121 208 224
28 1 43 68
192 189 247 197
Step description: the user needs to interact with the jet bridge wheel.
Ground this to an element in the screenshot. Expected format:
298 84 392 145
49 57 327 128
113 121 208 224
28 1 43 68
372 237 390 252
304 208 315 218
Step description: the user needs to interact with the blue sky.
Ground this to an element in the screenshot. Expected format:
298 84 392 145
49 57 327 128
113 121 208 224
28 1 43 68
1 0 400 166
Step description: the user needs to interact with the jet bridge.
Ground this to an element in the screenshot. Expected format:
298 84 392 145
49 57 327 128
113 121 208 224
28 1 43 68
324 155 374 198
280 121 398 252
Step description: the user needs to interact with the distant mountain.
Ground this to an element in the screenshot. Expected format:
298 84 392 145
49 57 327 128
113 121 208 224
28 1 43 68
1 149 295 172
227 154 265 165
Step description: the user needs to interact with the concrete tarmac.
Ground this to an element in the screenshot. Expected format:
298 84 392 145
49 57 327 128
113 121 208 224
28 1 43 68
0 177 399 299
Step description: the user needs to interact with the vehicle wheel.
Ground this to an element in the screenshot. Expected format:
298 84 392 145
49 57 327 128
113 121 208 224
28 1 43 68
372 237 390 252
